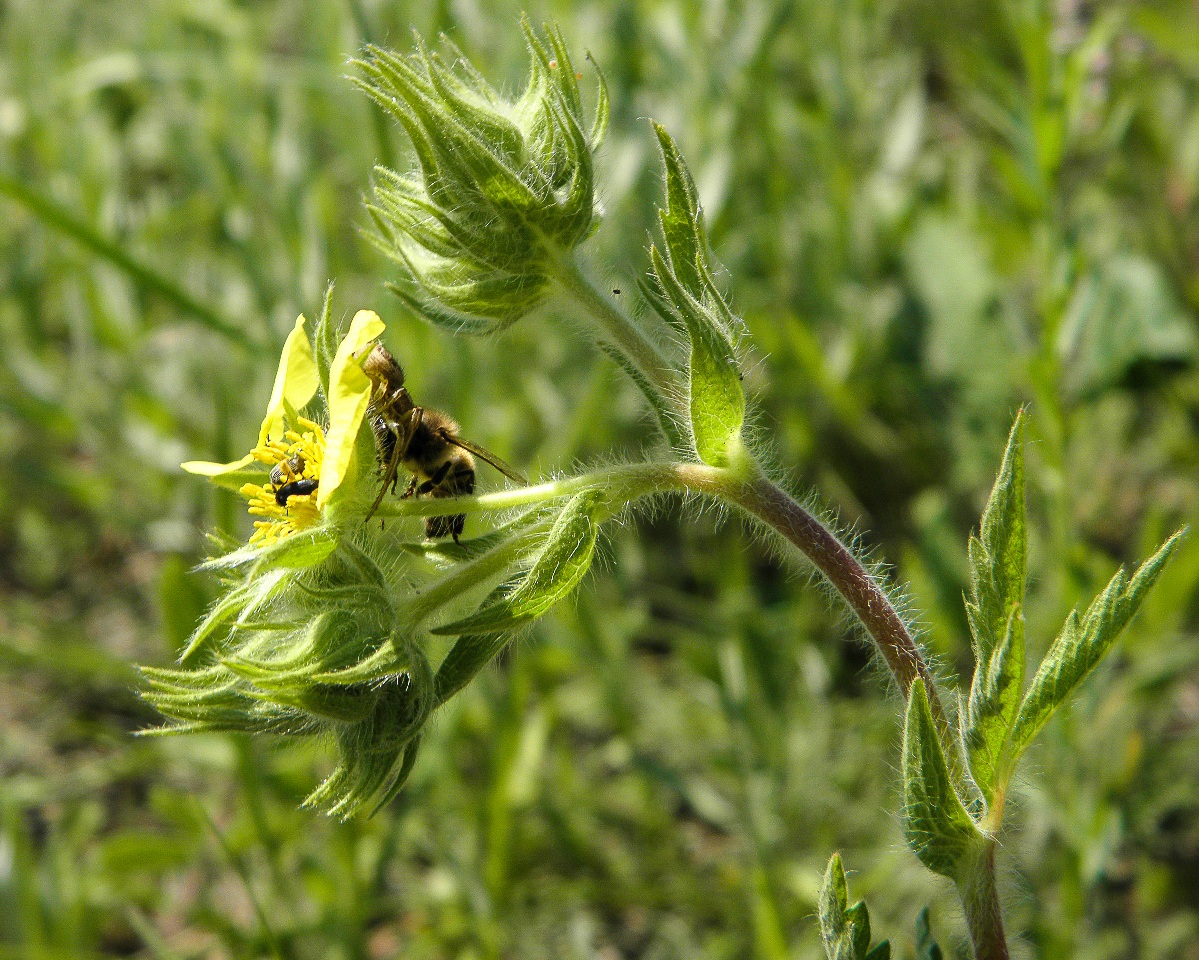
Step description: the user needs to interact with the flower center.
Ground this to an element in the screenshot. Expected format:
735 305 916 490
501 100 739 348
240 417 326 546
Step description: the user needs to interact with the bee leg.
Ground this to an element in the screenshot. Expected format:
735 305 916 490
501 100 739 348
395 406 423 459
365 437 404 523
364 407 425 524
415 460 452 497
362 445 400 520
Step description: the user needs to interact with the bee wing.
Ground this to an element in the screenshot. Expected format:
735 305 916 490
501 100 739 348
443 435 528 485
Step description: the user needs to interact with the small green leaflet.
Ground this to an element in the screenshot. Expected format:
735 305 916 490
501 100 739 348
1007 530 1183 761
964 412 1026 663
965 608 1024 802
902 681 983 879
963 412 1027 801
646 124 746 467
431 490 603 636
649 246 745 466
652 122 706 296
818 853 891 960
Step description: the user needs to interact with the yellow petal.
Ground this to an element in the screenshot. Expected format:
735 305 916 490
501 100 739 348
257 315 320 447
181 454 257 476
318 310 386 506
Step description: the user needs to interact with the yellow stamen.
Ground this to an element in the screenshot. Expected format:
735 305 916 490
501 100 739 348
239 418 327 546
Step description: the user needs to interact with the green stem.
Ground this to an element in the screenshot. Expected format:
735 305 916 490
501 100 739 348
549 249 686 403
379 462 947 727
0 172 264 353
403 519 552 626
958 841 1009 960
369 463 683 519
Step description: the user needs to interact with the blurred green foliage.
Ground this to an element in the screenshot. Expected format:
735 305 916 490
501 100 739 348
2 0 1198 956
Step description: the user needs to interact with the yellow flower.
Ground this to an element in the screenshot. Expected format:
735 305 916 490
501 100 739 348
319 308 385 507
182 310 388 544
182 315 320 477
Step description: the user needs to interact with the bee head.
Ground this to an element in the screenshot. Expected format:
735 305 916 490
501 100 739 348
361 343 405 390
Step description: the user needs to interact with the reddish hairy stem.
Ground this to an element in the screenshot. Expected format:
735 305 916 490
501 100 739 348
709 471 949 733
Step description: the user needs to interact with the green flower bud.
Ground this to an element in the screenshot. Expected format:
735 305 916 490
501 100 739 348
140 542 432 819
354 19 609 333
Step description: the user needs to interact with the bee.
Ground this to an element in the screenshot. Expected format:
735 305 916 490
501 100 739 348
361 344 527 540
270 453 319 507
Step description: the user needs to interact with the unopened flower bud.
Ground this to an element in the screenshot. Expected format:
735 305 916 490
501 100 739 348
354 20 609 333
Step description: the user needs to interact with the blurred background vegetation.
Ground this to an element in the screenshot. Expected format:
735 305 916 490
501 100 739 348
2 0 1199 956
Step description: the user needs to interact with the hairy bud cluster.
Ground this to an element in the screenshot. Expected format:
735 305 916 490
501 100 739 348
143 538 431 819
354 20 609 333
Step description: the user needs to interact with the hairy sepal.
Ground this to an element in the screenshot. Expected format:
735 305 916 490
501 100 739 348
177 567 289 665
199 527 337 573
430 491 603 636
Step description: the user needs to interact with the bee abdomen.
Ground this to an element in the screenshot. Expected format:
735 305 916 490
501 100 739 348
423 464 474 540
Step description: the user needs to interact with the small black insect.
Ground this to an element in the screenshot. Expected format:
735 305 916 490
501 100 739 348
274 477 319 507
270 453 305 486
269 453 317 507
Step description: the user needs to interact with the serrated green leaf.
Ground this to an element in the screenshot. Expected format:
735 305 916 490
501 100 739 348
964 607 1024 801
902 681 983 878
645 123 746 465
965 411 1026 664
818 853 890 960
1008 530 1184 761
963 411 1027 802
431 491 603 636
